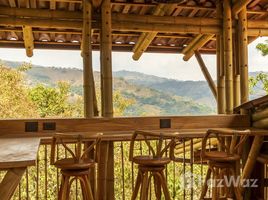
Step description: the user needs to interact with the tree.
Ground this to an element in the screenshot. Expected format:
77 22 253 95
256 40 268 56
28 81 83 117
0 64 38 118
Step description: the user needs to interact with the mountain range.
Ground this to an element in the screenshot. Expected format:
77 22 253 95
1 59 266 116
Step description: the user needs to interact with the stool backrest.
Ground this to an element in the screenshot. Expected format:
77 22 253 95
129 130 178 161
50 133 102 165
201 129 250 159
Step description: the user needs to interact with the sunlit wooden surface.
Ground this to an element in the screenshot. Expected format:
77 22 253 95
0 138 40 200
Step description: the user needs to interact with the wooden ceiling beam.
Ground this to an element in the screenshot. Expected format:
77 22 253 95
232 0 251 17
22 25 34 57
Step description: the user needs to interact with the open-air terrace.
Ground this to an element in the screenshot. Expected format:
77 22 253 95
1 0 268 199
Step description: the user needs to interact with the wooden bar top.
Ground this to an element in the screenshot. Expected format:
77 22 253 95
0 127 267 144
0 138 40 169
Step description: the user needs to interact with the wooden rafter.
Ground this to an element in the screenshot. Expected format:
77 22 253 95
22 25 34 57
183 34 214 61
132 4 176 60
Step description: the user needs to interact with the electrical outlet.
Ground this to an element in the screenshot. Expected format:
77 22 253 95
160 119 171 129
25 122 38 132
43 122 56 130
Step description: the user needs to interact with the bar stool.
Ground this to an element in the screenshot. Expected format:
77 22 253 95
199 129 250 200
129 130 178 200
50 133 102 200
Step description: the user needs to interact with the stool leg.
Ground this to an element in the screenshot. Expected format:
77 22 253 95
140 171 149 200
131 170 142 200
157 171 171 200
230 168 243 200
84 175 94 200
79 177 89 200
200 167 212 200
61 175 70 200
153 172 161 200
58 174 66 200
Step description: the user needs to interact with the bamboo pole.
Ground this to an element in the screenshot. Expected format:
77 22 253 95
223 0 233 114
216 0 225 114
182 35 203 55
183 34 214 61
1 16 268 36
252 107 268 121
82 0 96 118
99 0 114 199
195 51 217 99
22 25 34 57
240 136 264 194
239 8 249 105
233 29 240 108
132 4 175 61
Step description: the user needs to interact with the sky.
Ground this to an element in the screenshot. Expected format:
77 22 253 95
0 37 267 81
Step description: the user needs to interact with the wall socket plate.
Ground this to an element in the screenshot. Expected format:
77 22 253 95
25 122 38 132
43 122 56 130
160 119 171 128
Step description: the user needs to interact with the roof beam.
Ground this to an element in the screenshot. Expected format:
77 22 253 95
195 51 217 100
132 4 175 61
22 25 34 57
183 34 214 61
232 0 251 17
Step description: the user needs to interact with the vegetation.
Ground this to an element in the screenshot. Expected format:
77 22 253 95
256 39 268 56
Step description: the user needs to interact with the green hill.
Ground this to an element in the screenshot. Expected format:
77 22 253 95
1 59 217 115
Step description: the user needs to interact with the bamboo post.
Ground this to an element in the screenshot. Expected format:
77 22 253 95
82 0 96 118
238 8 249 105
233 29 241 108
216 0 225 114
194 51 217 100
223 0 233 114
99 0 114 199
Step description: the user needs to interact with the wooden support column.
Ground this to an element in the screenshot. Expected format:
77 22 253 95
238 8 249 104
232 0 251 18
82 0 97 118
194 51 217 100
223 0 233 114
99 0 114 200
22 25 34 57
233 29 241 108
216 0 225 114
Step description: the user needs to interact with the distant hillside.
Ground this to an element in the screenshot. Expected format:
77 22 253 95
9 59 268 115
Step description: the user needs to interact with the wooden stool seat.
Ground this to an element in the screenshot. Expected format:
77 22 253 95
204 151 240 162
54 158 95 170
132 156 171 166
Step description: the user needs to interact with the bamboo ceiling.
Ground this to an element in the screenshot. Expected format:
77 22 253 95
0 0 267 55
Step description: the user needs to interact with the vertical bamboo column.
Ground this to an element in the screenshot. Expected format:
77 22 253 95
99 0 114 199
223 0 233 114
233 29 241 108
82 0 95 118
216 0 225 114
239 8 249 105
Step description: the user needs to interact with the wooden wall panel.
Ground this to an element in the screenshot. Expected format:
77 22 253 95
0 115 250 136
